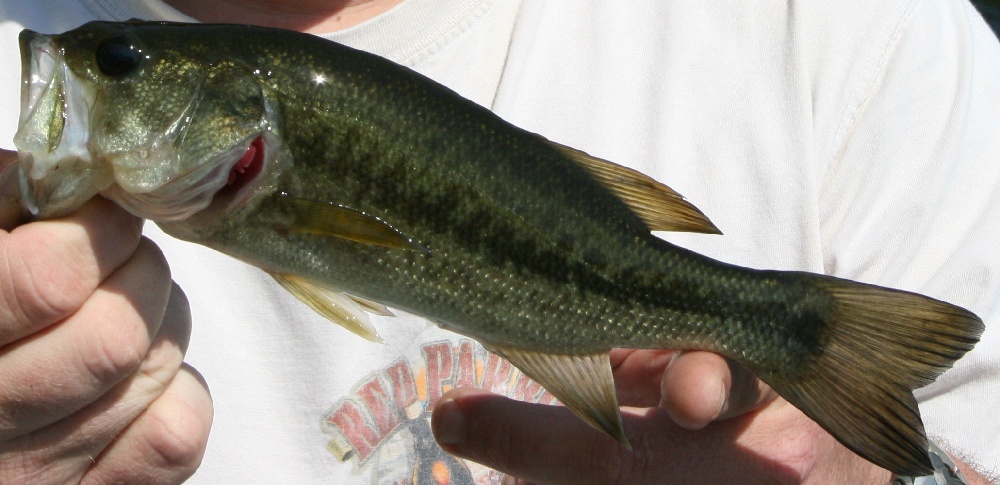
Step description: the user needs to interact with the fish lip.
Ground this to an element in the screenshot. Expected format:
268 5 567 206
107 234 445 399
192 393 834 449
17 30 49 130
13 30 104 219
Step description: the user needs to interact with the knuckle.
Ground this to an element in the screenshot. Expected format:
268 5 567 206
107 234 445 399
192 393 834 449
79 240 172 388
612 452 652 485
142 405 210 479
81 313 153 385
0 201 146 341
770 430 821 480
4 232 97 324
0 450 78 485
743 417 821 482
0 455 33 483
590 429 667 485
482 418 520 472
589 438 632 485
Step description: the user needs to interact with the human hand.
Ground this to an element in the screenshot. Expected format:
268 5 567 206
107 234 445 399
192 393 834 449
0 149 213 484
431 348 895 484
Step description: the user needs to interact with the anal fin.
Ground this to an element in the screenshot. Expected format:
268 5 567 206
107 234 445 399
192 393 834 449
270 273 386 343
486 344 629 448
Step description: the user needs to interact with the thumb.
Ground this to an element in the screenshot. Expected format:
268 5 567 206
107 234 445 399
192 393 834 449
659 350 777 430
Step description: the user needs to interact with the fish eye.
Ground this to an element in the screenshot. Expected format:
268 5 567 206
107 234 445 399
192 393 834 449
95 35 143 77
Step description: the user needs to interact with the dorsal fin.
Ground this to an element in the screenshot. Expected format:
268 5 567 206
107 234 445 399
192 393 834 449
549 141 721 234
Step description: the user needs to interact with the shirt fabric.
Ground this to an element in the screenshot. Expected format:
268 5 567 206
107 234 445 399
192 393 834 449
0 0 998 483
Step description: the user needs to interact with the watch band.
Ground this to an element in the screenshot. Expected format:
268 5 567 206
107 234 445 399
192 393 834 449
889 441 969 485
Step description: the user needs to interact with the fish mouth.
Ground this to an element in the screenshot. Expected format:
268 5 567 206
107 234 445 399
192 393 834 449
14 30 107 219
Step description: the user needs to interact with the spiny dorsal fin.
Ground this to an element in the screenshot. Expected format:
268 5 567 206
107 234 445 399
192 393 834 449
549 141 721 234
270 272 386 343
485 344 630 448
763 275 984 475
276 195 426 251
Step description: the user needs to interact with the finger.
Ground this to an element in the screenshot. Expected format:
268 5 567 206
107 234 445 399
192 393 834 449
0 149 20 229
433 388 646 485
81 363 213 485
660 351 775 430
0 282 191 483
0 197 144 345
0 238 171 440
434 386 890 484
609 349 675 407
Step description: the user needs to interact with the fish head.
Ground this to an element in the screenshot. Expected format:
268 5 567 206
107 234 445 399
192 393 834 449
14 21 282 222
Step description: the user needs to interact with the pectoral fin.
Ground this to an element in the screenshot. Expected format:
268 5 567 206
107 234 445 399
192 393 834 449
486 344 629 448
276 195 426 251
549 140 721 234
270 272 386 343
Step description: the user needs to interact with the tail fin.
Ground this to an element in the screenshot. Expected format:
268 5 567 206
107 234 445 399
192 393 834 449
767 277 983 476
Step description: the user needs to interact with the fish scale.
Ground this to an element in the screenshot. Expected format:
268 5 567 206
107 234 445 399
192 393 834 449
12 21 984 476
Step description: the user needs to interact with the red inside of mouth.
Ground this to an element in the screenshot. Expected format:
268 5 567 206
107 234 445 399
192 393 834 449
225 136 265 190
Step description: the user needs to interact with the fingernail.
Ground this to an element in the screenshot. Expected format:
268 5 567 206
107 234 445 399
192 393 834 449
433 397 466 446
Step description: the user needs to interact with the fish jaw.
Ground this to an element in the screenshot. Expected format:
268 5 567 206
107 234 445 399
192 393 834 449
13 30 108 219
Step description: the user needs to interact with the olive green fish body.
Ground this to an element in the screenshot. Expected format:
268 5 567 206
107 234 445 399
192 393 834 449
204 68 824 374
14 22 984 476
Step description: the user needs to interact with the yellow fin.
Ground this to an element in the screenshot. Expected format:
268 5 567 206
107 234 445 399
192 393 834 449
270 273 386 343
486 344 629 448
549 141 721 234
277 195 426 251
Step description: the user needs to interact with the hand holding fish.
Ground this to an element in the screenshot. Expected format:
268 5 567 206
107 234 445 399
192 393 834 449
433 349 992 484
0 149 212 484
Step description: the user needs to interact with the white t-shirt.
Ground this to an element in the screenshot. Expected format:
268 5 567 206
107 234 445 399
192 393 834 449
1 0 998 483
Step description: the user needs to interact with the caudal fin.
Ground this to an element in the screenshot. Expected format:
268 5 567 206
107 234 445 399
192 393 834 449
768 277 983 476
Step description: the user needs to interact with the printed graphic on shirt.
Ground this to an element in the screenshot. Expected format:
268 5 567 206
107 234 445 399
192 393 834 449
322 339 556 485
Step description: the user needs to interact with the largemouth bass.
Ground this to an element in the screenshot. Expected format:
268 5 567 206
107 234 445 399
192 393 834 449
12 21 983 476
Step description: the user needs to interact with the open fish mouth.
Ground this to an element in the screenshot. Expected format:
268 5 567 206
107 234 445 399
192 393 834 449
14 31 105 219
